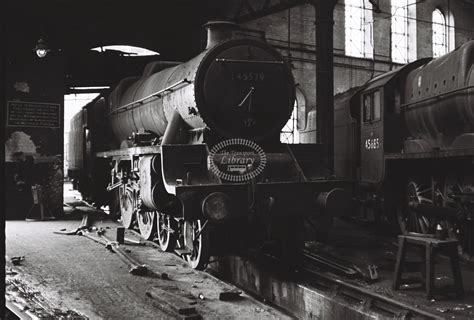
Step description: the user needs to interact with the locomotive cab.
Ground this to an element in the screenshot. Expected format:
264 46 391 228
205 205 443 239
358 59 432 186
359 83 384 186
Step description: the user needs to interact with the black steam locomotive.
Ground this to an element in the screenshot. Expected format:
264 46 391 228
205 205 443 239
68 21 349 269
302 40 474 258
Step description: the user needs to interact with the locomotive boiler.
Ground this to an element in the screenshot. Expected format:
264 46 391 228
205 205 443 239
403 45 474 152
68 21 350 269
107 22 294 145
304 40 474 258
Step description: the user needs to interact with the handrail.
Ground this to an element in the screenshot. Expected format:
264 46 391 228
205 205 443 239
401 85 474 109
215 58 284 64
109 78 191 115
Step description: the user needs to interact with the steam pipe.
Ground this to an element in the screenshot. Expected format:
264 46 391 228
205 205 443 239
161 110 185 145
109 78 191 116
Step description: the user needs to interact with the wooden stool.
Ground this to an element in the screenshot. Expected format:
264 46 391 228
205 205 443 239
392 235 464 300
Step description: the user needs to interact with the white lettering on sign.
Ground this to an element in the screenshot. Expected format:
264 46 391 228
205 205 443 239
365 138 380 150
232 72 265 82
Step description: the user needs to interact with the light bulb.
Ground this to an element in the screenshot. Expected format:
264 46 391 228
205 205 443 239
34 38 49 58
36 48 48 58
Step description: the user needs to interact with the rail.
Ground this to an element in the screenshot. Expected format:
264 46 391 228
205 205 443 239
301 266 444 319
209 253 446 320
107 222 447 319
108 78 191 116
5 300 36 319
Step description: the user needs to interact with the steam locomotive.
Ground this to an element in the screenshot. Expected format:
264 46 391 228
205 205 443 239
302 40 474 258
68 21 349 269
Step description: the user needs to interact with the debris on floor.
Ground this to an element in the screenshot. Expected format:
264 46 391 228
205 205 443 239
11 256 25 266
219 290 243 301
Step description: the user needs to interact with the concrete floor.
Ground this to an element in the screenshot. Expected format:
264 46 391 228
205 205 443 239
6 182 474 319
6 183 291 320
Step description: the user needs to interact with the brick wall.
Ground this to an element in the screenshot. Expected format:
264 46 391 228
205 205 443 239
417 0 474 58
241 3 317 129
237 0 474 130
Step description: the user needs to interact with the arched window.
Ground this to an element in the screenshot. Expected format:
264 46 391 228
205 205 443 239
391 0 417 63
280 88 306 144
345 0 373 58
392 0 409 63
280 106 299 144
432 9 447 57
432 8 455 58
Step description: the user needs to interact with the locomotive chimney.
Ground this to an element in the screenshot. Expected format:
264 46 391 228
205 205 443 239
204 20 238 49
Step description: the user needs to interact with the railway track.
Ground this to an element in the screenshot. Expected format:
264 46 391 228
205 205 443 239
298 263 444 319
208 251 448 319
5 299 34 320
125 227 445 319
6 218 292 320
51 205 458 319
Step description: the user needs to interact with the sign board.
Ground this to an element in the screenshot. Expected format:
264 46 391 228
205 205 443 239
7 101 61 128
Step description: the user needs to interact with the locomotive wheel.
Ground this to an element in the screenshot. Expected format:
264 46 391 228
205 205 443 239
156 212 177 252
137 211 156 240
119 188 135 229
183 219 210 270
444 174 474 257
398 179 435 235
444 174 474 209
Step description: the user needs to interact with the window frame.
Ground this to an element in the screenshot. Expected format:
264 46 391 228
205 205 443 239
432 8 448 58
362 89 382 123
391 0 409 63
345 0 374 59
391 0 418 63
